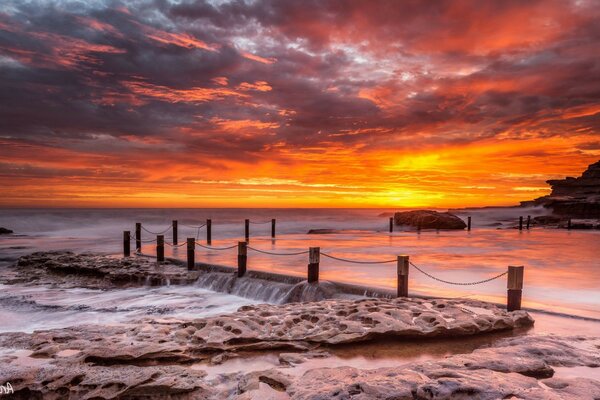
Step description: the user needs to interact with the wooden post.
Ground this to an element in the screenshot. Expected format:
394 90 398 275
172 220 178 245
123 231 130 257
206 219 212 244
135 223 141 253
245 219 250 242
156 235 164 262
389 217 393 233
307 247 320 283
519 216 523 231
237 241 247 277
567 219 572 230
271 218 276 238
397 255 409 297
507 265 524 311
526 215 531 230
186 238 195 270
467 216 472 231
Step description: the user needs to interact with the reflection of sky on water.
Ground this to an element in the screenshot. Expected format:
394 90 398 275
1 207 598 320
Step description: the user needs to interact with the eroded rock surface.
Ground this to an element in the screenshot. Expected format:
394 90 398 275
394 210 467 230
2 334 598 399
3 251 196 288
0 298 533 369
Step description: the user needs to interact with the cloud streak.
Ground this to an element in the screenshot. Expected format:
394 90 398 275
0 0 599 207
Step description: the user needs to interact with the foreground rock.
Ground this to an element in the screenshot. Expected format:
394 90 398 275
283 335 600 400
524 160 600 219
1 331 598 399
3 251 196 288
0 298 533 365
0 227 13 234
394 210 467 230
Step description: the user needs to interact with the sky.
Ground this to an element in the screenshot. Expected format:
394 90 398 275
0 0 599 208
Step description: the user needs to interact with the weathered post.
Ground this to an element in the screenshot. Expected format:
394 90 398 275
397 255 409 297
206 219 212 244
135 223 141 253
308 247 320 283
157 235 165 262
567 219 572 230
526 215 531 230
123 231 131 257
172 220 178 245
507 265 524 311
237 241 247 277
271 218 276 238
245 219 250 242
186 238 195 270
389 217 393 233
519 216 523 231
467 216 472 231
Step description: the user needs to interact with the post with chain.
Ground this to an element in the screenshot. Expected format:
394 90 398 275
308 247 320 283
526 215 531 230
206 219 212 244
186 238 195 270
245 219 250 242
389 217 393 233
172 220 178 245
467 216 472 231
135 223 141 253
123 231 130 257
237 241 247 277
519 216 523 231
507 265 524 311
271 218 276 238
157 235 165 262
397 255 409 297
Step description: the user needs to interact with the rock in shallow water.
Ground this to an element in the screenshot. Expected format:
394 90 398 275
0 227 13 234
394 210 467 230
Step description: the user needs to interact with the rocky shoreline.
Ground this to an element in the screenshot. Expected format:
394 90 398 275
0 251 598 399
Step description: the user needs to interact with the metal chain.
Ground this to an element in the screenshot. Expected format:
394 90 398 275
129 236 157 243
194 242 238 251
165 241 187 248
410 261 508 286
321 252 397 264
140 225 171 235
247 246 308 256
179 223 207 229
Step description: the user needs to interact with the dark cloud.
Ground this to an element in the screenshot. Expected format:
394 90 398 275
0 0 599 180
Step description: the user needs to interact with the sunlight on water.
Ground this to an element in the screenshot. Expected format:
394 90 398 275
1 207 599 321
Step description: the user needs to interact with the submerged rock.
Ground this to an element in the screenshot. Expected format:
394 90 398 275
0 227 13 234
394 210 467 230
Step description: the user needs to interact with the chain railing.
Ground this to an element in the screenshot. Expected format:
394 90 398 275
409 261 508 286
321 252 397 264
247 246 308 256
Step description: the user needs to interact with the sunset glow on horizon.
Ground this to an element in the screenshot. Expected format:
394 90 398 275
1 0 600 208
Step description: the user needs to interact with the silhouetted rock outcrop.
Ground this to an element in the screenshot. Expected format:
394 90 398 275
0 227 13 235
394 210 466 230
526 160 600 218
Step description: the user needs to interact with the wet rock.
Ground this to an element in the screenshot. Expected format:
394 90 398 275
394 210 467 230
0 298 533 367
532 215 563 226
287 335 600 400
0 227 13 234
5 251 197 289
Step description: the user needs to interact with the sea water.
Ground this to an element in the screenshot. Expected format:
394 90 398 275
0 207 599 334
